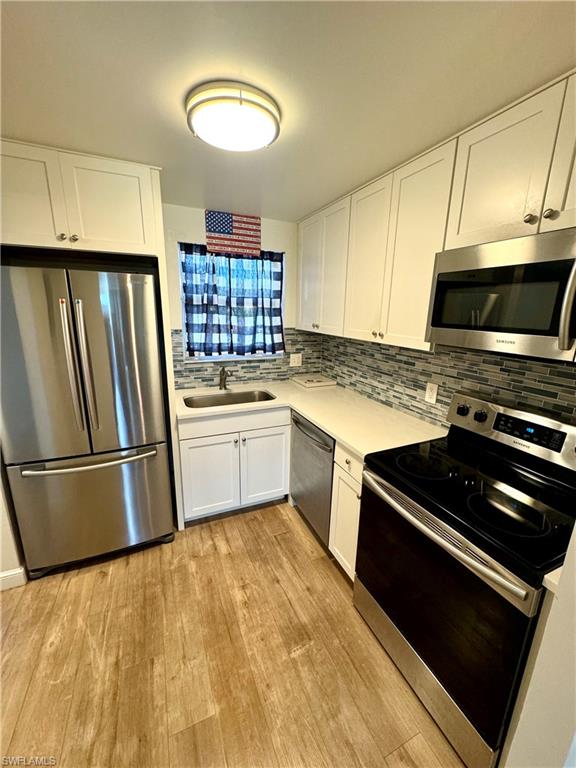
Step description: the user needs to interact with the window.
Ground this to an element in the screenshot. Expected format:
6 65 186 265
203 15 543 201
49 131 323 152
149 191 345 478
179 243 285 358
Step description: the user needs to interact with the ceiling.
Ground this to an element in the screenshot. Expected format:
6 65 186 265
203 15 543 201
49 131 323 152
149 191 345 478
2 2 575 221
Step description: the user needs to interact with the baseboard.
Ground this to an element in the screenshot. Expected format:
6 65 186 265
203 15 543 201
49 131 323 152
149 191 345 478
0 566 27 590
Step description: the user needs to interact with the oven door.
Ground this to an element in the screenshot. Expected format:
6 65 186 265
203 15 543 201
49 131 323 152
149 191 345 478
426 228 576 361
354 471 542 768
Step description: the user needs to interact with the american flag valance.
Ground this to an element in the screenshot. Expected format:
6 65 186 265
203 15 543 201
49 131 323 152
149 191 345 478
205 209 261 257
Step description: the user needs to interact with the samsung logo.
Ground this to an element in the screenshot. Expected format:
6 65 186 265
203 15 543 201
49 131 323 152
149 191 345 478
496 339 516 345
512 439 531 449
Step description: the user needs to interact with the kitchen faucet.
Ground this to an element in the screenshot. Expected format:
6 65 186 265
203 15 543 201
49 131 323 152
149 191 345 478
219 366 232 390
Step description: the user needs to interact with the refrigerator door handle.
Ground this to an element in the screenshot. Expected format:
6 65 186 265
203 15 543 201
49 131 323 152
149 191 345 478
21 448 157 477
74 298 100 430
58 298 85 431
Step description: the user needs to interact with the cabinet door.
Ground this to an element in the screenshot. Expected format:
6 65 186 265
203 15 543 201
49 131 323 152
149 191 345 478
344 176 393 342
0 141 69 247
180 434 240 520
240 426 290 506
298 214 323 331
319 197 351 336
329 465 361 580
445 82 565 248
382 141 456 351
59 153 157 254
541 75 576 232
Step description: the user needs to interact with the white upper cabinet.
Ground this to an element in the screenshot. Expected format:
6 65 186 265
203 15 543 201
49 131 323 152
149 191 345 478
59 153 157 254
445 82 566 249
298 213 323 331
540 75 576 232
382 141 456 350
344 176 393 342
0 141 158 254
319 197 351 335
0 141 69 247
298 198 351 335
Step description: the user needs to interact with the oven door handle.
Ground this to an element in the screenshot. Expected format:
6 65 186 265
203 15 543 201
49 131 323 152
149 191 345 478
362 470 530 603
558 259 576 351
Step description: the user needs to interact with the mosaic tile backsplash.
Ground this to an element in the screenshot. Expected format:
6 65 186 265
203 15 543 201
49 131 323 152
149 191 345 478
171 328 322 388
172 328 576 427
321 336 576 427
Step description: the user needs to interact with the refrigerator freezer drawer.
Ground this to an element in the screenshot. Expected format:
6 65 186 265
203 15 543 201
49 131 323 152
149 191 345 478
7 444 173 573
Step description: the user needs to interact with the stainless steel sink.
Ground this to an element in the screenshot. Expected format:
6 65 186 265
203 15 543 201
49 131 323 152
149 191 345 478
183 390 276 408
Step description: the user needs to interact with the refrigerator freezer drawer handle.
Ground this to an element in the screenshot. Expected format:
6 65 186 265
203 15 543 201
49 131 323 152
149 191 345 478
58 298 85 432
21 449 157 477
74 298 100 430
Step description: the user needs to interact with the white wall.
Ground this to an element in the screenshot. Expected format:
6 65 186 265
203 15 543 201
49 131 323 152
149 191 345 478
1 479 26 589
502 528 576 768
162 204 298 330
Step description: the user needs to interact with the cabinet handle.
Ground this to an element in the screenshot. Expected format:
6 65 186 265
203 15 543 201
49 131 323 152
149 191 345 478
56 232 67 241
378 332 384 339
522 213 538 225
371 330 377 338
356 494 362 501
345 458 351 466
242 437 246 444
234 438 239 445
69 234 80 242
542 208 558 220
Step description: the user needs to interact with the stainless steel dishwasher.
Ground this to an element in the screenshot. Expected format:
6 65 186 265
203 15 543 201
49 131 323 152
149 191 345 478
290 413 335 545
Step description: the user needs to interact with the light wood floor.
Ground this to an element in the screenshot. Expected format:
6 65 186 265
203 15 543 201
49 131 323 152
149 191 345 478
1 503 464 768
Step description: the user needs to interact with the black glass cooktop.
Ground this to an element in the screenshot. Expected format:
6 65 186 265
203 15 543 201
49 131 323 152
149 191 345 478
364 430 576 586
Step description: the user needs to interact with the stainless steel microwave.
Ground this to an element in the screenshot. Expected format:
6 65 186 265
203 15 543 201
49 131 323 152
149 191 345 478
426 228 576 362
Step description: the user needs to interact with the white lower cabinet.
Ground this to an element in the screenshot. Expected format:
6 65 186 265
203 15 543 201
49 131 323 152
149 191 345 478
240 426 290 506
180 424 290 521
329 463 362 580
180 433 241 519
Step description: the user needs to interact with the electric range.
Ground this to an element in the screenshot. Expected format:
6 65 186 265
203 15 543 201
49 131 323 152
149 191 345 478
354 393 576 768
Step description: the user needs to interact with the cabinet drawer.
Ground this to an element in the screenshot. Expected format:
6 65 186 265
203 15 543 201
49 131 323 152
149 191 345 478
178 406 291 441
334 444 363 483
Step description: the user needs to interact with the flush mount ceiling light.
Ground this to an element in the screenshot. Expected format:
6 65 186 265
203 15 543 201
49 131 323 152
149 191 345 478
185 80 280 152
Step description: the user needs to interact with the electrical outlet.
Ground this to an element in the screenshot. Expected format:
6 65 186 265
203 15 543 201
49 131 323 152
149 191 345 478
425 382 438 404
289 353 302 367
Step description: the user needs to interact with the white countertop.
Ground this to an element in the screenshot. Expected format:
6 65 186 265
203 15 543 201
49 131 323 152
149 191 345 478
175 380 563 590
543 567 562 595
175 380 447 458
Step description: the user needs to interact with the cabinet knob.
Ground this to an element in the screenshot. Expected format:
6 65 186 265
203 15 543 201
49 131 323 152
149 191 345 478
69 234 80 242
345 458 351 466
242 437 246 444
371 330 377 337
56 232 67 241
378 332 384 339
234 438 239 445
356 494 362 501
522 213 538 225
542 208 558 220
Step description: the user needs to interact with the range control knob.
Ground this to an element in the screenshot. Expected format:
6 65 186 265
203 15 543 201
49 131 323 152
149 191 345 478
456 403 470 417
474 409 488 423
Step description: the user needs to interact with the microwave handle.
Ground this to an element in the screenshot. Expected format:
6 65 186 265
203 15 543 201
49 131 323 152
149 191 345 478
558 260 576 351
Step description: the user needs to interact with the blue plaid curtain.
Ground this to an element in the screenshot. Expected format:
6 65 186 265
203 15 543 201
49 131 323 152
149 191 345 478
180 243 285 357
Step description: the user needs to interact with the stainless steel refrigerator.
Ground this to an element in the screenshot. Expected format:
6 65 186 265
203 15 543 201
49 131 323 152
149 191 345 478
1 258 174 578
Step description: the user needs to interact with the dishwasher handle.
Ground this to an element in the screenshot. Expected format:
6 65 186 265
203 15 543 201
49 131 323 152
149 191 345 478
292 417 333 453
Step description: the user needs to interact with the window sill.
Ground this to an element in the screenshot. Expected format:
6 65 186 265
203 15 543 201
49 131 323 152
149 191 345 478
183 352 285 363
